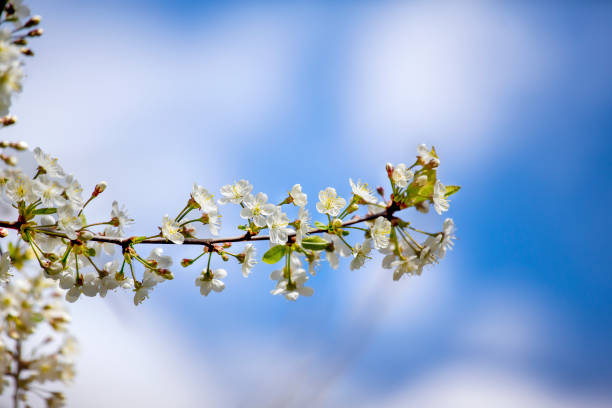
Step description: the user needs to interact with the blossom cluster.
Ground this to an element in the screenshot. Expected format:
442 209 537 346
0 249 76 408
0 141 459 305
0 1 41 117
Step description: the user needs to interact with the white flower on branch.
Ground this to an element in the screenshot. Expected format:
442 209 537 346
0 251 11 282
270 262 313 301
267 209 293 245
316 187 346 217
5 170 36 203
33 147 65 178
32 175 65 207
422 218 456 260
64 174 84 207
371 216 392 250
417 144 440 167
191 183 217 213
219 179 252 205
349 178 377 203
391 163 414 189
195 268 227 296
295 206 311 244
161 214 183 244
350 239 371 271
324 232 352 269
111 200 134 233
206 209 221 236
57 205 82 240
240 192 275 227
289 183 307 207
432 180 450 215
240 244 257 278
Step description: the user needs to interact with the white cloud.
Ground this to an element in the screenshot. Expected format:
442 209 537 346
379 363 610 408
340 1 560 167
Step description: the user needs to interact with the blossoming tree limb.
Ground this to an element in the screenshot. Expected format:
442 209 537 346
0 0 460 405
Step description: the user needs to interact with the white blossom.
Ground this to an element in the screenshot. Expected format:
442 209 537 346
240 192 275 227
371 216 392 250
161 215 183 244
417 144 440 167
270 266 313 301
422 218 455 260
391 163 414 188
63 175 84 208
98 261 120 297
195 268 227 296
350 239 371 270
111 200 133 233
8 0 31 21
267 209 293 245
32 175 65 208
432 180 449 215
241 244 257 278
349 178 377 203
33 147 65 178
191 184 217 213
289 184 307 207
5 171 36 203
57 205 82 240
0 252 11 282
207 210 221 236
219 180 252 204
147 247 173 270
316 187 346 217
390 255 420 280
134 270 164 305
324 233 352 269
295 206 310 244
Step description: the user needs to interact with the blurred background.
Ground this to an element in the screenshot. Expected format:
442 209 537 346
2 0 612 406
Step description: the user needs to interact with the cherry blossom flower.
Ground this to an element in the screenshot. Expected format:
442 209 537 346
195 268 227 296
432 180 450 215
289 184 307 207
316 187 346 217
219 179 252 204
240 192 275 227
161 215 183 244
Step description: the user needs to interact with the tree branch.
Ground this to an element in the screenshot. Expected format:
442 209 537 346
0 204 400 248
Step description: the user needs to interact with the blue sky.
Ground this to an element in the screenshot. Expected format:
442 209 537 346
2 0 611 406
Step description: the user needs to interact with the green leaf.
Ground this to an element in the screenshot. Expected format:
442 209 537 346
405 169 437 204
301 236 330 251
445 185 461 197
262 245 287 264
237 224 247 231
314 221 328 230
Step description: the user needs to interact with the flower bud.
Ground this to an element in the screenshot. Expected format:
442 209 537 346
223 242 232 248
1 116 17 126
24 15 42 28
157 268 174 280
221 253 229 262
27 28 44 37
332 218 343 230
46 262 63 276
181 258 193 267
376 186 385 197
0 227 8 238
345 203 359 215
92 181 107 197
414 175 428 187
386 162 394 177
78 230 94 241
13 141 27 150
